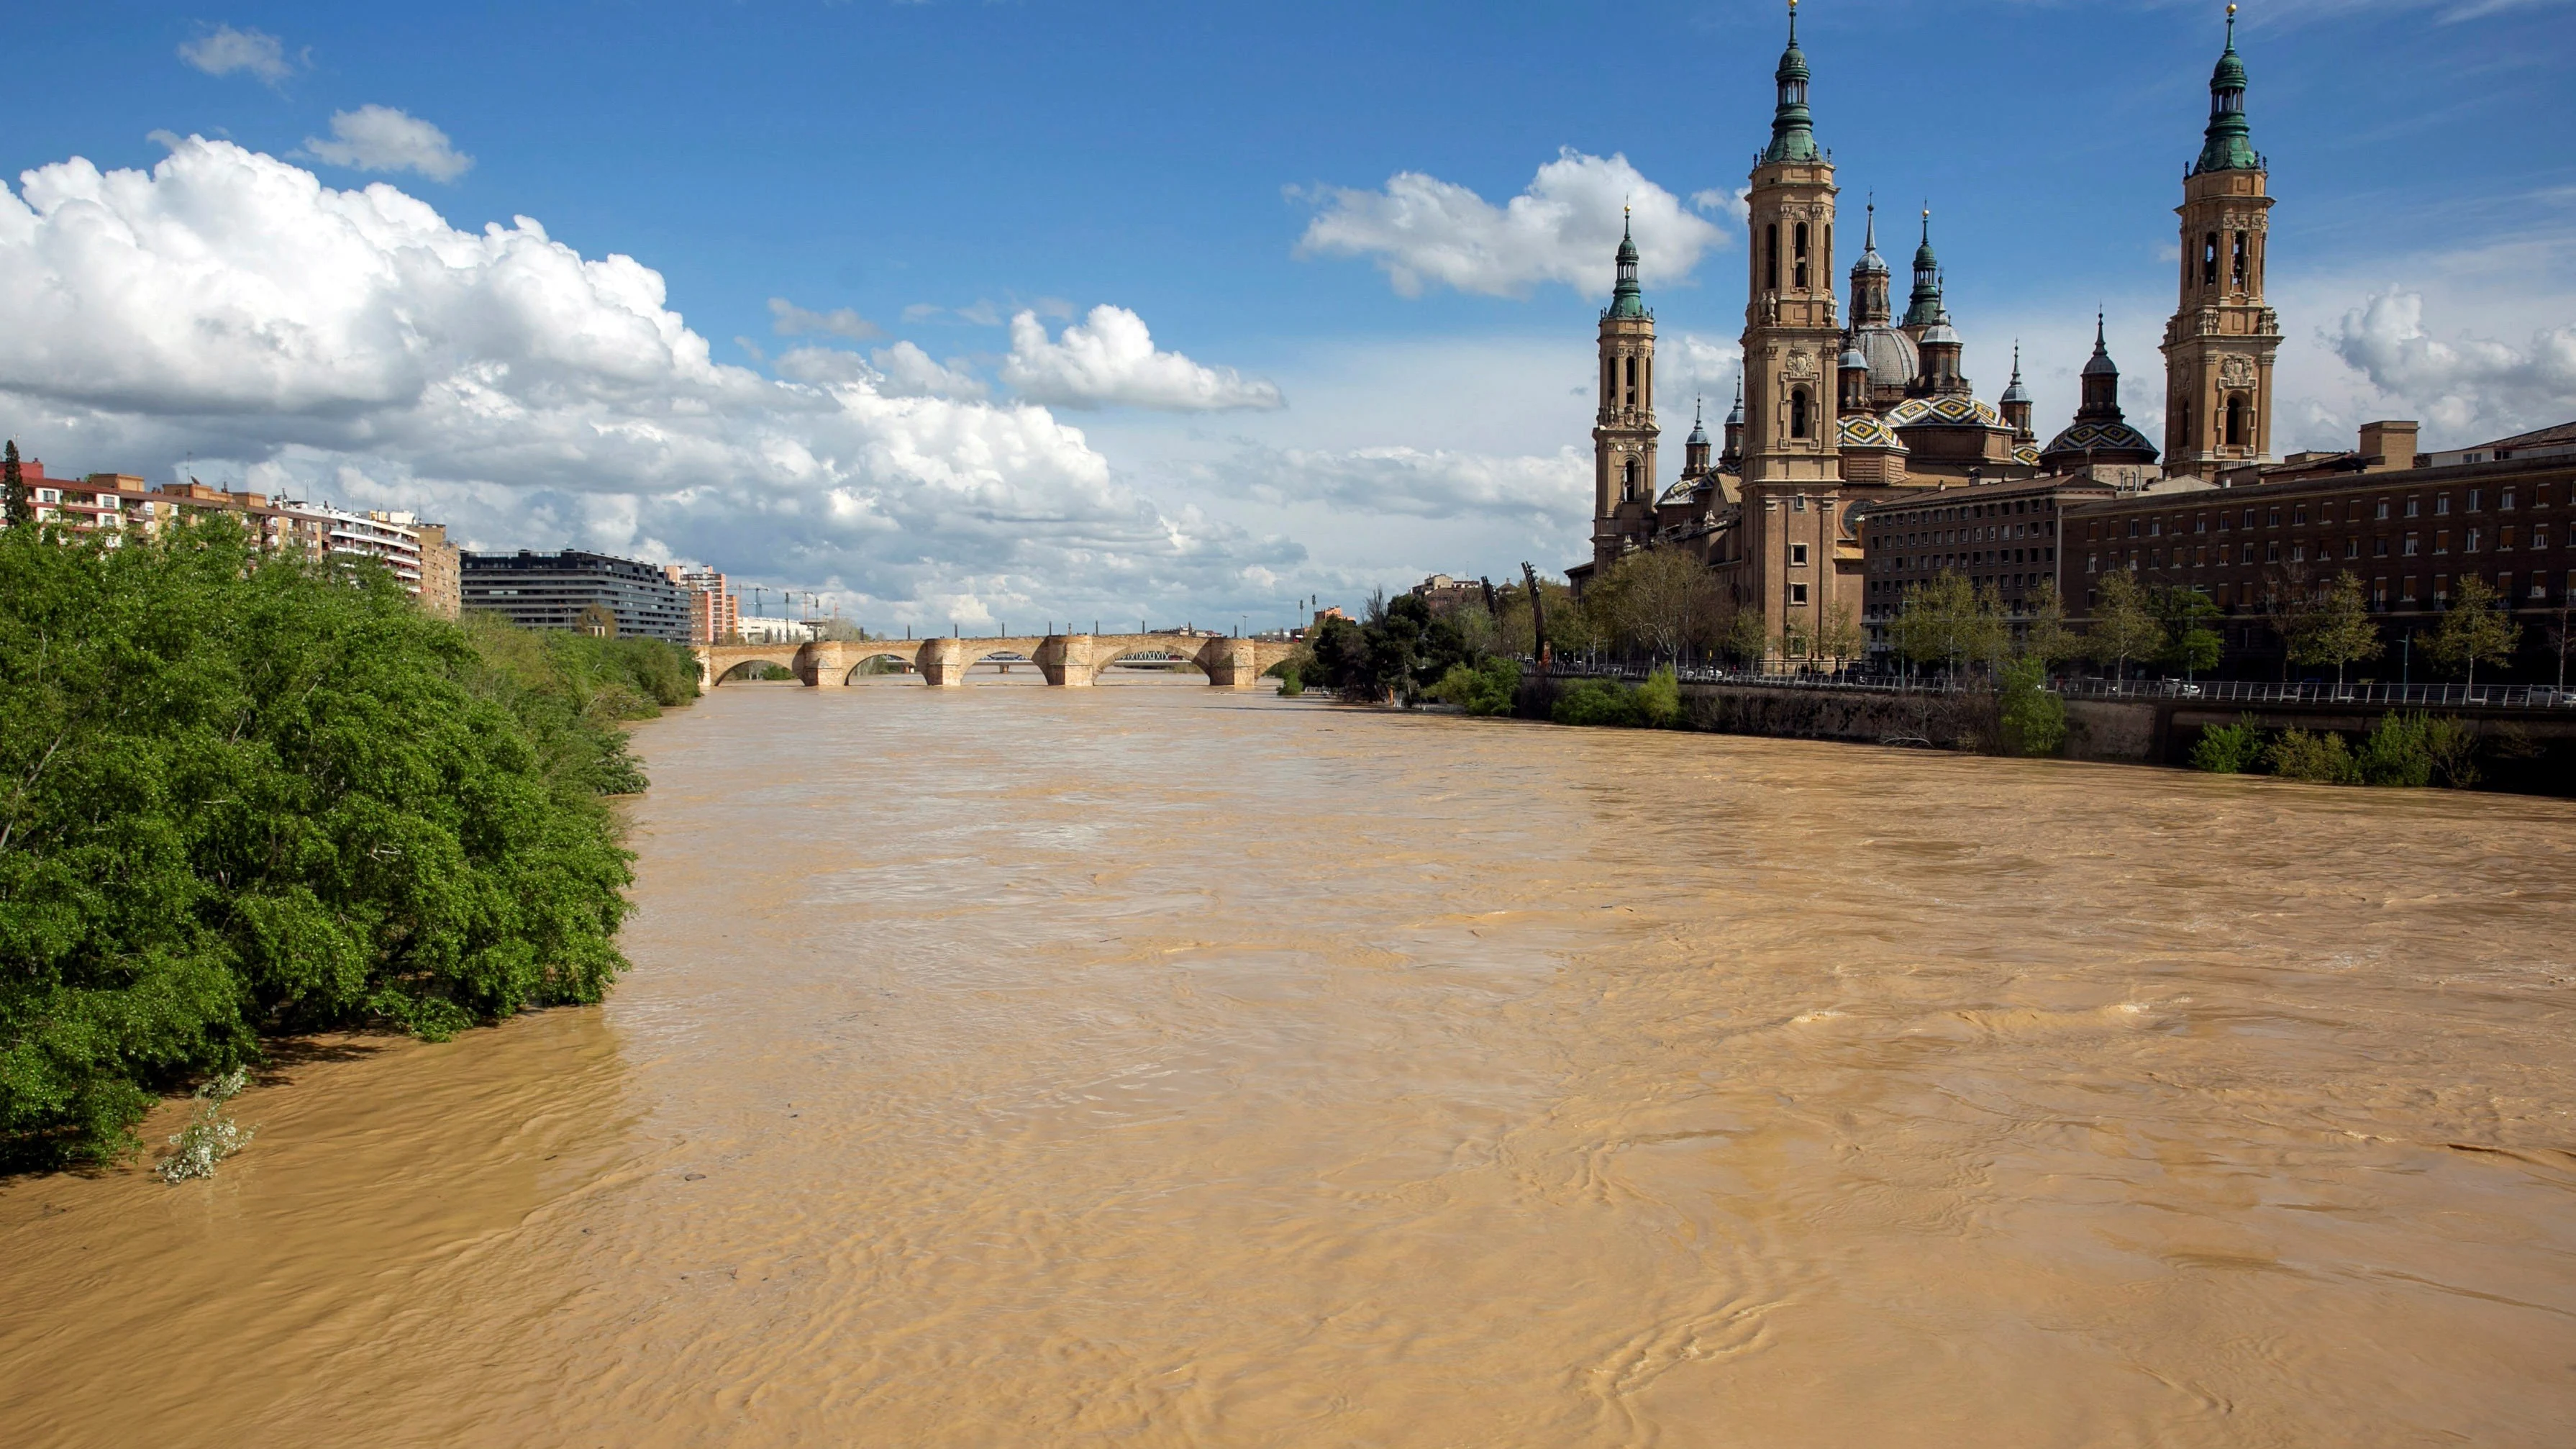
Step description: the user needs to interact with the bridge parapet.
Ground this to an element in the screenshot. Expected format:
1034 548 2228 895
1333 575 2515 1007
694 633 1296 690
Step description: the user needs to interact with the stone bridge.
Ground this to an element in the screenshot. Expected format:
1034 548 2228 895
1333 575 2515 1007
694 633 1296 689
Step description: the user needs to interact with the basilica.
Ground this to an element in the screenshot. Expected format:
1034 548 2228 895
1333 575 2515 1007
1570 3 2280 657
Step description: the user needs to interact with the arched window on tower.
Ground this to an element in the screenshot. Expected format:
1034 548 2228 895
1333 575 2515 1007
1622 457 1640 501
2203 232 2220 288
1765 224 1780 292
1790 389 1810 440
1623 355 1637 410
2224 394 2249 448
2231 232 2248 291
2178 401 2194 452
1793 222 1809 290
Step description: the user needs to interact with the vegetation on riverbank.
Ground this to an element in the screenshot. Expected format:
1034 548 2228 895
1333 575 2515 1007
0 517 686 1169
2193 711 2485 789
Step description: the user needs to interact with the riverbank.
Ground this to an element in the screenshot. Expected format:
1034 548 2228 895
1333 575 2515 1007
1506 671 2576 796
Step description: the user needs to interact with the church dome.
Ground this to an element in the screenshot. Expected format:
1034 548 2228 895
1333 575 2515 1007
2040 418 2158 465
2013 442 2042 468
1846 326 1919 391
1886 394 2005 430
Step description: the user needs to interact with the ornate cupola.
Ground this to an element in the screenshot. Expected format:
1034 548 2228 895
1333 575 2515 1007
1720 373 1745 472
1683 398 1712 478
1608 215 1647 319
2193 6 2260 177
2048 311 2160 472
1839 342 1872 413
1848 199 1892 327
2000 342 2034 442
1902 207 1943 333
1913 296 1967 397
1762 1 1819 165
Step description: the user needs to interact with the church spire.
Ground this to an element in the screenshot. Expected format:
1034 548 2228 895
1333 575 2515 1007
1903 206 1943 329
1606 208 1646 319
2193 4 2259 176
1762 1 1819 165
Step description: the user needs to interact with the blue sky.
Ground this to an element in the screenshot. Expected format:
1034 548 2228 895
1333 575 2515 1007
3 0 2572 627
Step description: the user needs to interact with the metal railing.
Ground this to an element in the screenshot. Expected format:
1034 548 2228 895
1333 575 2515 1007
1532 658 2575 710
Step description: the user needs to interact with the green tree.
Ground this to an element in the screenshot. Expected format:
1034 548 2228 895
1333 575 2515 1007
1723 607 1770 670
1891 571 2004 682
2149 585 2223 681
2258 562 2320 682
1814 601 1863 669
2020 579 2079 668
1 440 29 530
1 518 642 1167
2085 570 2165 680
2423 575 2520 690
1593 545 1715 662
1997 655 2066 756
2291 571 2385 689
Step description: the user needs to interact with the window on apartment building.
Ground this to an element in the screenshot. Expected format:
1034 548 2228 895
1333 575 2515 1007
2434 575 2450 602
2195 547 2208 566
2536 527 2551 551
2404 535 2420 556
2371 578 2388 606
2374 538 2390 558
2218 512 2232 531
2264 508 2280 527
1788 583 1809 605
2500 489 2516 511
2500 526 2516 550
2497 573 2514 600
2405 497 2420 518
1790 543 1810 566
2293 507 2308 526
2195 514 2208 534
2265 542 2280 562
2436 495 2452 515
2240 542 2254 564
2468 489 2483 512
2087 554 2098 573
2400 576 2418 602
2149 519 2162 537
2436 531 2450 554
2375 499 2390 520
2344 539 2359 560
2290 543 2306 563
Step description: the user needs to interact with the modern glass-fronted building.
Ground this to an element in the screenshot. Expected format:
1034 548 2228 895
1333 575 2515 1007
460 549 692 642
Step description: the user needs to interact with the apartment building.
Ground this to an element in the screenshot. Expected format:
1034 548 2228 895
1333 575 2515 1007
667 565 741 645
461 549 693 642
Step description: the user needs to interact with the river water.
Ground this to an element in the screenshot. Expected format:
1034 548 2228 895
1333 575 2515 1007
6 676 2575 1446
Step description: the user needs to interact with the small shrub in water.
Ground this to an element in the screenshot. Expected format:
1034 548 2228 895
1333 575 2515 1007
1429 657 1519 716
1552 679 1644 727
2422 715 2481 789
1998 657 2067 757
2357 713 2434 788
2266 727 2362 785
157 1070 255 1183
2191 717 2265 774
1275 663 1304 697
1634 666 1683 727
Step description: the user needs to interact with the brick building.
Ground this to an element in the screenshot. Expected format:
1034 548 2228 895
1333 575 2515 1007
2053 419 2576 676
1857 473 2116 653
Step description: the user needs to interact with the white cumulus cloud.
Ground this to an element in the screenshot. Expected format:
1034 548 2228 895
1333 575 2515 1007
303 106 473 183
1294 149 1728 300
1003 305 1284 412
0 137 1294 621
179 24 299 86
2329 288 2576 440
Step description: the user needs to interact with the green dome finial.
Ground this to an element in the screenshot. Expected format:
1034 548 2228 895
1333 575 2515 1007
1903 205 1943 327
1762 0 1820 165
1607 206 1646 318
2193 4 2260 175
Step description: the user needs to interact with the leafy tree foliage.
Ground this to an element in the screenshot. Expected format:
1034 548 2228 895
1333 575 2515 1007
1301 592 1481 704
2291 571 2385 687
1997 656 2066 756
1 519 657 1167
1429 657 1521 716
2020 581 2079 668
2424 576 2520 689
2085 571 2164 679
1 441 28 530
1891 571 2006 680
2149 585 2224 679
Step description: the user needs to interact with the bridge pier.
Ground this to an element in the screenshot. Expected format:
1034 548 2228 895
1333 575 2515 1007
1201 637 1262 690
1037 635 1094 687
919 637 968 688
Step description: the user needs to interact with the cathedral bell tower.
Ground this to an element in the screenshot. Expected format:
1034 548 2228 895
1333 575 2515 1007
1591 212 1660 567
1739 0 1842 660
2162 5 2280 478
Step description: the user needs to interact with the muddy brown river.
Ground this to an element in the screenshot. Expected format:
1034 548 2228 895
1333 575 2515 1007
5 677 2575 1446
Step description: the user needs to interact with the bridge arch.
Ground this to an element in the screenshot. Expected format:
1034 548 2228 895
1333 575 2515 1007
713 654 801 683
838 645 921 684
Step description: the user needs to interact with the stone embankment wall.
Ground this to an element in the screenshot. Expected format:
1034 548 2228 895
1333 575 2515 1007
1516 676 2576 793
